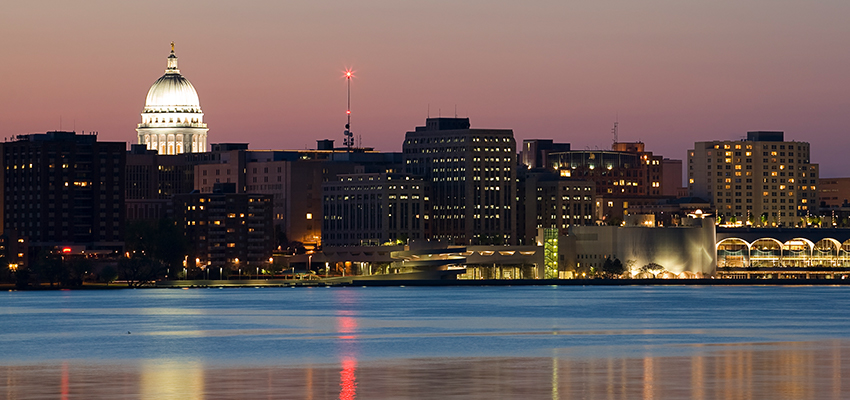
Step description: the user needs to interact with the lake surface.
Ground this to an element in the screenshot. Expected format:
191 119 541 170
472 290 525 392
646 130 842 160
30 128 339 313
2 286 849 399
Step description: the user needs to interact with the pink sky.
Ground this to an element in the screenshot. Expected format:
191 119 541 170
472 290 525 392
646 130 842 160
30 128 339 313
2 0 849 177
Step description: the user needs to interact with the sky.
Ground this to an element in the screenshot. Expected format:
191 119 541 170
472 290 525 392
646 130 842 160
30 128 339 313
2 0 849 177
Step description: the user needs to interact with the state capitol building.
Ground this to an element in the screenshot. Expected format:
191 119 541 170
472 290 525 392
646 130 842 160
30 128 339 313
136 43 209 155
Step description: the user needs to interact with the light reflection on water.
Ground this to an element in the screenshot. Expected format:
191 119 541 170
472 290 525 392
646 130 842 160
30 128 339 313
3 286 850 398
2 341 849 399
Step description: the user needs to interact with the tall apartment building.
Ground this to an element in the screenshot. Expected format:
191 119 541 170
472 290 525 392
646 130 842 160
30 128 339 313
172 183 273 268
688 131 819 224
322 173 429 246
403 118 517 245
1 131 125 251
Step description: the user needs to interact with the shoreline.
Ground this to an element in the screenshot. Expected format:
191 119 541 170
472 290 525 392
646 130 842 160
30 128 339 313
4 277 850 290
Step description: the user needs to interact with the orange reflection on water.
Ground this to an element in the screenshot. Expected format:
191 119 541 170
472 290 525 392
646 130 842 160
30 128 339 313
2 340 849 399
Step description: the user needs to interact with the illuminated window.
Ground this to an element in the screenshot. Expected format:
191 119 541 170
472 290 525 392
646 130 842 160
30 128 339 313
306 213 313 220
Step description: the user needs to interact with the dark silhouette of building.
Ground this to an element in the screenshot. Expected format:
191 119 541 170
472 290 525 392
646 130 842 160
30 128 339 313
1 131 125 252
125 144 195 220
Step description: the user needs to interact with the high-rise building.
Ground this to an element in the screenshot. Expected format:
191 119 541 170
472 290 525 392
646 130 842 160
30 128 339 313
688 131 819 224
403 118 517 245
1 131 125 251
137 43 208 155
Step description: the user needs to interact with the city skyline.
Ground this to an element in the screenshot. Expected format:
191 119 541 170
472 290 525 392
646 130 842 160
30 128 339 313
2 1 849 177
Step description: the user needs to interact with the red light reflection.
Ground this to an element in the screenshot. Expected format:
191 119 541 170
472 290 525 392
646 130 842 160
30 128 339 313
339 357 357 400
336 307 358 399
61 361 69 400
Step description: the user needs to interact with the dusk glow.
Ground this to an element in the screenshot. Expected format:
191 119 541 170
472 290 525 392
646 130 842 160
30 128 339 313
2 1 849 177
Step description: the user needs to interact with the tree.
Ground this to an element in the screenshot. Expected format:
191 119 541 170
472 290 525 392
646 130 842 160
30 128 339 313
117 256 166 287
600 256 625 278
99 265 118 285
61 257 91 287
640 263 665 275
31 251 64 287
125 218 187 274
606 217 623 227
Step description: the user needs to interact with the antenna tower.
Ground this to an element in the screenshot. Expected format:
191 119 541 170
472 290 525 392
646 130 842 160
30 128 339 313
612 121 618 144
343 69 354 151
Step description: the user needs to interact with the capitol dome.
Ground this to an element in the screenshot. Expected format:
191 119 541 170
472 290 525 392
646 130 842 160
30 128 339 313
136 43 209 155
143 48 202 113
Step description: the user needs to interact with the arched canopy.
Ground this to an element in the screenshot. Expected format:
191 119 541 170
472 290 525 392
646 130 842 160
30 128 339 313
784 238 814 253
814 238 841 254
716 237 751 250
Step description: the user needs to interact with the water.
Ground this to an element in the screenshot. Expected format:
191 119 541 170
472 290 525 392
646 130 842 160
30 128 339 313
2 286 850 399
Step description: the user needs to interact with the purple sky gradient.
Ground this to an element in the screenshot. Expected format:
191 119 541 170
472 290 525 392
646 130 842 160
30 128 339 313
2 0 849 177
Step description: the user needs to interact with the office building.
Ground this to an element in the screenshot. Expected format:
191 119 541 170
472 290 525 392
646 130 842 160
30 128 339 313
403 118 517 245
322 173 429 246
546 141 669 223
517 169 595 245
193 144 403 248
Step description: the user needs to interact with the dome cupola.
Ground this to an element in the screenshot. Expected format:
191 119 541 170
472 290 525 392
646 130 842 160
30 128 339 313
143 42 202 114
